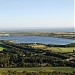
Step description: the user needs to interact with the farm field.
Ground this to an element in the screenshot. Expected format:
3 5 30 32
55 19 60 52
0 67 53 74
30 44 75 52
0 46 4 51
51 67 75 73
0 67 75 74
47 47 75 52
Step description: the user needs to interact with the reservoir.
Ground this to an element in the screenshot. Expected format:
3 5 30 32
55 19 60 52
0 36 75 45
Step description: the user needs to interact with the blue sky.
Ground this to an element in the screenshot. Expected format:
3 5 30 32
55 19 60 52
0 0 74 29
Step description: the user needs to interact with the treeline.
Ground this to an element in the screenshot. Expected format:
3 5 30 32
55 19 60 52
1 40 75 47
46 43 75 47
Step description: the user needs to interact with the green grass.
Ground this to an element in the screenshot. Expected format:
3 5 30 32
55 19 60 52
47 47 75 52
52 67 75 73
0 67 54 74
0 46 4 51
0 67 75 74
30 44 75 52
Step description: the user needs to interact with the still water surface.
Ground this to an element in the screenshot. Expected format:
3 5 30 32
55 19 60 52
0 36 75 45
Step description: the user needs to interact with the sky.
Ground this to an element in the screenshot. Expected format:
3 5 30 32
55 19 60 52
0 0 74 29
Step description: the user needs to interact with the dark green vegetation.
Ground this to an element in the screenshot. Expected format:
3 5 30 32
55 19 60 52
0 40 75 74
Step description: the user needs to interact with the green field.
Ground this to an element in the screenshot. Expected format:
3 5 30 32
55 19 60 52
30 44 75 52
52 67 75 73
0 46 4 51
47 47 75 52
0 67 53 74
0 67 75 74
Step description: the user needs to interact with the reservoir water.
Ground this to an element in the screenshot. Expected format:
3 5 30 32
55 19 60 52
0 36 75 45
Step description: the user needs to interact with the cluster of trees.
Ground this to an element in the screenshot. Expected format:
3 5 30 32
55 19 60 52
0 51 74 67
2 70 75 75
